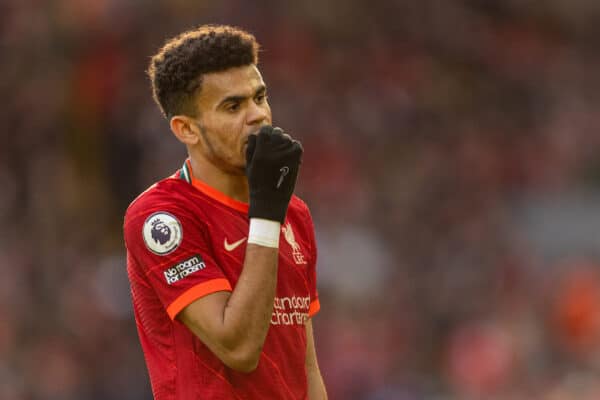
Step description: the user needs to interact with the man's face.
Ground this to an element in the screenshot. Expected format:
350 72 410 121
192 64 272 175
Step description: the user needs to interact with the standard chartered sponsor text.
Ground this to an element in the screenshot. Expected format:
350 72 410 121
271 295 310 325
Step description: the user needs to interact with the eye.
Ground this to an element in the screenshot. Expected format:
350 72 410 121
227 102 240 112
255 93 268 104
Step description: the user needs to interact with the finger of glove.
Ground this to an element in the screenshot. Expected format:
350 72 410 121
272 127 293 143
253 126 275 157
271 127 284 137
291 140 303 155
283 141 303 162
268 128 292 148
270 139 302 158
256 125 274 144
255 137 294 160
270 128 298 153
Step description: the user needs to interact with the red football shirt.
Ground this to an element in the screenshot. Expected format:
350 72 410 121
124 160 320 400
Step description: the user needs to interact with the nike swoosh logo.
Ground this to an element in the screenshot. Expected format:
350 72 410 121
224 237 247 251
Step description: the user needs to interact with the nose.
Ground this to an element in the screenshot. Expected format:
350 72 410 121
246 100 269 127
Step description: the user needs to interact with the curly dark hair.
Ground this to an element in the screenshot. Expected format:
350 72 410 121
148 25 259 118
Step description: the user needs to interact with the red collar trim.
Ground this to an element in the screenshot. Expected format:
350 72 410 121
184 159 249 213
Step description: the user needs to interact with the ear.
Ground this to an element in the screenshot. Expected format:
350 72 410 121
170 115 200 145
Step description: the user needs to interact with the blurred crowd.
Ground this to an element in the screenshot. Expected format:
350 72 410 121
2 0 600 399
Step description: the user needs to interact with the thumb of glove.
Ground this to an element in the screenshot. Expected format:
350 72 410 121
245 134 257 172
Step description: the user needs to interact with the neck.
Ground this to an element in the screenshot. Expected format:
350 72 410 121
188 154 249 203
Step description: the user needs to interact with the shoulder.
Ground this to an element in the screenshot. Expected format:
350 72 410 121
123 176 206 255
123 176 200 237
126 177 190 219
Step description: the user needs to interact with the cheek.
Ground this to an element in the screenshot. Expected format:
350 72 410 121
212 122 245 159
225 117 246 143
224 121 245 149
202 114 246 155
204 117 235 143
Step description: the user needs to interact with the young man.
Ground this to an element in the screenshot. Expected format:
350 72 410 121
123 25 327 399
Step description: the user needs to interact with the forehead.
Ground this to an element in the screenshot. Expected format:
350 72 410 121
196 65 265 107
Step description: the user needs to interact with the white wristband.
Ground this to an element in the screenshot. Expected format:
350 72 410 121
248 218 281 248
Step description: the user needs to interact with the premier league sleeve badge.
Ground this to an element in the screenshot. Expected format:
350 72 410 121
142 212 183 255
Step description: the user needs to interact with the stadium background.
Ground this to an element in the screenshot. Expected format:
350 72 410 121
2 1 600 399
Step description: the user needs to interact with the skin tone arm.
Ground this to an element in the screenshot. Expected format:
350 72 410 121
306 319 327 399
178 243 278 373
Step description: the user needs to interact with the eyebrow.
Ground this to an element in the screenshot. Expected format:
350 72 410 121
217 85 267 108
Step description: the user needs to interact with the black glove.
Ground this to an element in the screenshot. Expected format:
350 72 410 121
245 126 303 223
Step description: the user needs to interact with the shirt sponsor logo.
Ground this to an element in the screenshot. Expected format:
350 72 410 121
164 255 206 285
271 295 310 326
143 212 182 255
282 222 307 265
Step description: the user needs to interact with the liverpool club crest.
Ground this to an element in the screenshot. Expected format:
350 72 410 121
282 222 307 265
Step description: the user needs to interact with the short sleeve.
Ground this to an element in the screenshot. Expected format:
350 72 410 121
303 207 320 317
124 204 231 320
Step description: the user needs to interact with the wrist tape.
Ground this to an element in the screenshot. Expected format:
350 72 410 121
248 218 280 248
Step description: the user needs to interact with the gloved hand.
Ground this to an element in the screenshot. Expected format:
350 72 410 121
245 126 303 223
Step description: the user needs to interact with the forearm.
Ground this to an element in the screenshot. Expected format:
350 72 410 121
180 240 279 372
221 242 278 356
